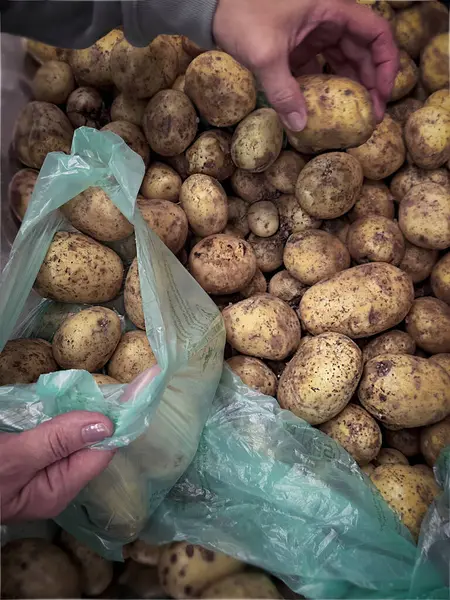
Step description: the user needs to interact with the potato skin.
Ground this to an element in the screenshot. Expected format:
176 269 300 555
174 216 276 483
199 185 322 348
138 198 188 254
124 258 145 330
275 194 322 235
241 268 268 298
299 263 414 338
421 33 449 93
321 217 350 245
348 181 395 223
8 168 38 222
390 165 450 203
227 355 277 396
70 29 123 87
393 5 429 59
405 297 450 354
399 241 438 284
362 330 416 363
0 339 58 385
92 373 120 385
347 216 405 266
180 174 228 236
189 234 257 295
227 196 250 238
248 201 279 238
186 130 234 181
101 121 150 167
387 97 423 127
425 89 450 113
231 169 279 204
32 60 75 104
320 403 382 465
431 253 450 304
374 448 409 466
223 294 301 360
287 75 375 153
278 332 362 425
200 573 281 599
359 354 450 428
140 162 182 202
266 150 306 194
405 106 450 169
35 232 124 304
391 51 418 102
247 232 285 273
111 93 147 127
66 86 108 129
420 417 450 466
107 331 157 383
26 39 70 64
384 427 420 457
268 270 308 306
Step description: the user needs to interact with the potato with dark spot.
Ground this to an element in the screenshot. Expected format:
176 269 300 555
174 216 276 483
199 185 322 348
111 94 147 127
399 242 439 283
420 417 450 466
186 130 234 181
359 354 450 428
405 106 450 169
384 427 420 457
406 297 450 353
247 232 285 273
185 50 256 127
387 97 423 127
8 168 38 222
227 355 277 396
300 263 414 338
421 33 449 93
223 294 301 360
374 448 409 466
108 331 157 383
363 330 416 363
431 253 450 304
390 51 418 102
274 194 322 235
93 374 120 385
268 270 308 306
201 572 281 599
70 29 123 87
35 232 124 303
347 216 405 266
227 196 250 238
321 217 350 245
140 162 182 202
266 150 306 194
295 152 363 219
390 165 450 203
248 201 279 237
189 234 257 295
66 86 108 129
278 332 362 425
158 542 244 599
101 120 150 167
348 181 395 223
0 339 58 385
124 258 145 330
138 198 188 254
425 89 450 113
32 60 75 104
231 169 279 203
241 268 267 298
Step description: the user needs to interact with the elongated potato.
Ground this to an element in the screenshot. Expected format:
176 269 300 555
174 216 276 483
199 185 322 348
0 339 58 385
362 330 416 363
227 355 277 396
405 297 450 354
347 216 405 266
247 232 285 273
405 106 450 169
231 169 279 203
101 121 150 167
108 330 157 383
431 253 450 304
421 33 449 93
274 194 322 235
299 263 414 338
138 198 188 254
70 29 123 87
140 162 182 202
348 181 395 223
186 130 234 181
399 241 439 283
266 150 306 194
180 174 228 236
420 417 450 466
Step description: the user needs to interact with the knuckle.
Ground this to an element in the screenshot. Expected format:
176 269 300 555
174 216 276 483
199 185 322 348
47 427 72 461
268 88 297 109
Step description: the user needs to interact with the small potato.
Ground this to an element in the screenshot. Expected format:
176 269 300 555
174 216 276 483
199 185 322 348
227 196 250 238
66 86 108 129
8 168 38 222
101 121 150 167
406 297 450 354
274 194 322 235
70 29 123 87
35 232 124 304
185 50 256 127
387 97 424 126
268 270 308 306
420 417 450 466
399 241 439 283
348 181 395 222
248 201 279 237
32 60 75 104
390 165 450 202
266 150 306 194
165 153 190 180
124 540 163 566
425 89 450 113
299 263 414 338
158 542 244 599
295 152 363 219
247 232 285 273
421 33 449 93
52 307 121 372
180 174 228 236
227 355 277 396
200 572 281 599
124 258 145 329
390 51 418 102
431 253 450 304
320 403 382 465
172 74 185 92
321 217 350 245
405 106 450 169
25 39 70 64
0 339 58 385
284 230 350 285
108 330 157 383
347 216 405 266
347 116 406 180
359 354 450 428
363 330 416 363
138 198 188 254
140 162 182 202
399 183 450 249
231 108 283 173
374 448 409 466
93 374 120 385
111 94 147 127
231 169 279 203
241 268 267 298
278 332 362 425
223 294 301 360
384 427 420 457
186 130 234 181
393 5 429 58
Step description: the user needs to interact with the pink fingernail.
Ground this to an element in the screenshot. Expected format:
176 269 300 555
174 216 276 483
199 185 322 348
284 111 307 132
82 423 111 444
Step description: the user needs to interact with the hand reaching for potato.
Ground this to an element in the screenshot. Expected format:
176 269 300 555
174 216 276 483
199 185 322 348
213 0 399 130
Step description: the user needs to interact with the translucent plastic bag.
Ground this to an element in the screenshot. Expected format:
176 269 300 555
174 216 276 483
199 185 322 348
0 128 225 558
145 368 450 600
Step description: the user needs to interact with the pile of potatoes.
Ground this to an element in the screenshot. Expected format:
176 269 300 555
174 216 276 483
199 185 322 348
2 0 450 585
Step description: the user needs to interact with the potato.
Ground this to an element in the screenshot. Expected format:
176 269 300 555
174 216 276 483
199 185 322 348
223 294 301 360
124 540 162 566
231 108 283 173
60 531 113 597
300 263 414 338
8 168 38 222
405 297 450 354
227 196 250 238
431 252 450 304
140 162 182 202
429 354 450 378
393 5 429 58
347 216 405 266
420 417 450 466
412 464 441 500
363 330 416 363
359 354 450 428
111 94 147 127
185 51 256 127
390 165 450 202
186 130 234 181
25 39 70 64
52 306 121 371
347 115 406 180
274 194 322 235
180 174 227 236
69 29 122 86
13 101 73 169
189 234 257 295
227 355 277 396
390 51 418 102
32 60 75 104
286 75 375 153
200 573 281 599
0 339 57 385
370 464 434 539
231 169 279 203
101 121 150 167
399 183 450 249
425 89 450 113
93 374 120 385
172 74 186 92
348 181 395 223
384 427 420 457
1 538 80 599
163 34 202 75
108 330 157 383
104 234 137 267
266 150 306 194
284 230 350 286
321 217 350 245
295 152 363 219
247 232 285 273
241 268 267 298
405 106 450 169
374 448 409 466
166 153 190 180
278 333 362 425
268 270 308 306
66 86 108 129
111 35 178 98
248 201 279 237
399 241 438 284
387 97 423 126
124 258 145 329
143 90 198 157
421 33 449 92
138 198 188 254
361 463 376 476
35 232 124 303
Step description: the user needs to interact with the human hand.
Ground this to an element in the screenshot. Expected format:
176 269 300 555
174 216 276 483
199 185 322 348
213 0 399 130
0 411 115 522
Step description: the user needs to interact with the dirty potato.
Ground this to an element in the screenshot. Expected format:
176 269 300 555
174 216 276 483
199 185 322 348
0 339 58 385
362 330 416 363
391 51 419 102
266 150 306 194
387 97 424 126
247 232 286 273
230 169 279 203
425 89 450 113
374 448 409 466
384 428 420 457
180 174 228 236
32 60 75 104
8 168 38 222
275 194 322 235
138 198 188 254
248 201 279 237
111 94 147 127
140 162 182 202
240 268 267 298
108 331 157 383
70 29 123 87
421 33 449 92
348 181 395 223
405 297 450 354
226 196 250 238
399 241 439 283
92 374 120 385
124 258 145 330
431 253 450 304
393 5 429 58
430 354 450 377
405 106 450 169
347 216 405 266
186 130 234 181
268 270 308 306
66 86 108 129
101 121 150 167
227 355 277 396
25 39 70 64
200 573 281 600
321 217 350 245
420 417 450 466
390 165 450 202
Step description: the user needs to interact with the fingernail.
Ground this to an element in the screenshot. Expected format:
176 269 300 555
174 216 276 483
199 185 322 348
284 112 307 132
82 423 111 444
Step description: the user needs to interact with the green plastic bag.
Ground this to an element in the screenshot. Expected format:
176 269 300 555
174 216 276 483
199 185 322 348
0 128 225 558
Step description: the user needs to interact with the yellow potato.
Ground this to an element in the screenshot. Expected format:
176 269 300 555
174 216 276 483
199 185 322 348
266 150 306 194
186 130 234 181
227 355 277 396
347 215 405 266
124 258 145 330
425 89 450 113
390 51 418 102
226 196 250 238
240 268 267 298
399 241 439 283
321 217 350 245
140 162 182 202
247 232 285 273
421 33 449 92
393 5 429 58
268 270 308 306
420 416 450 467
32 60 75 104
108 331 157 383
35 232 124 303
363 330 416 363
248 201 279 237
138 198 188 254
25 39 70 64
180 174 228 236
374 448 409 466
405 106 450 169
405 297 450 354
8 168 38 222
200 573 281 599
223 294 301 360
101 121 150 167
274 194 322 235
299 263 414 338
70 29 123 87
429 354 450 378
387 97 423 126
111 94 147 127
92 374 120 385
348 181 395 223
359 354 450 428
66 86 108 129
384 427 420 457
431 252 450 304
278 332 362 425
412 464 442 500
390 165 450 202
231 169 279 203
0 339 58 385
